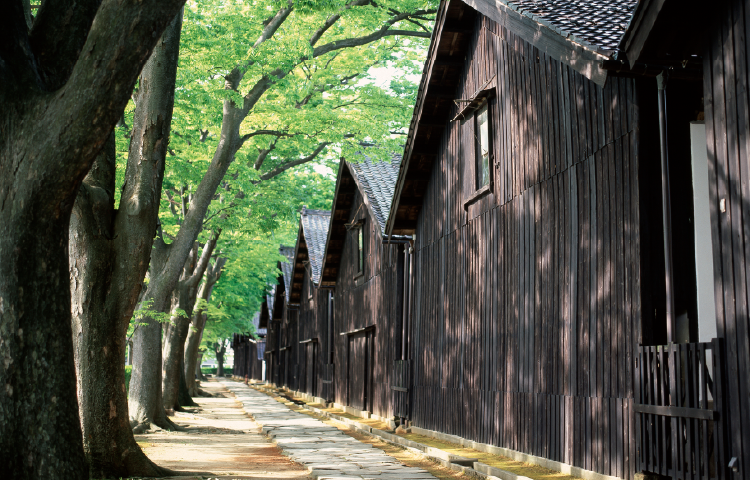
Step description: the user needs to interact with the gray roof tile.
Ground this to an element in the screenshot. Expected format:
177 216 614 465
348 154 402 233
300 208 331 285
251 312 267 336
506 0 637 53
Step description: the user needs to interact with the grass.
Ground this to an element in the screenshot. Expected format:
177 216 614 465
398 433 581 480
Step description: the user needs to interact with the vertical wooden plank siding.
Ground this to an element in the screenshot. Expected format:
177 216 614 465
702 0 750 476
330 189 402 419
407 13 641 479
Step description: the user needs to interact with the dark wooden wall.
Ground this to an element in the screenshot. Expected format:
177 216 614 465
703 0 750 475
408 12 641 480
231 336 264 381
265 318 281 385
279 302 298 391
297 270 331 398
332 189 402 418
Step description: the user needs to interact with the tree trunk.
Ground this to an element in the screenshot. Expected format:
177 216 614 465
129 242 180 431
216 342 227 377
129 96 244 423
68 11 183 477
196 353 205 380
178 361 196 406
184 258 225 395
0 1 186 478
185 315 207 396
162 234 217 412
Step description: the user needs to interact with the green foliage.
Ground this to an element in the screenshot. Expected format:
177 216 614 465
124 365 133 396
126 299 187 342
114 0 434 353
201 367 233 376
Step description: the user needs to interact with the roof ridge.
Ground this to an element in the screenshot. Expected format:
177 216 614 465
302 208 331 216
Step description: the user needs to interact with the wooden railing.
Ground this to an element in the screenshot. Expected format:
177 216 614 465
635 339 727 480
392 359 412 419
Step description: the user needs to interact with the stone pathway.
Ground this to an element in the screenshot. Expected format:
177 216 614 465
222 380 437 480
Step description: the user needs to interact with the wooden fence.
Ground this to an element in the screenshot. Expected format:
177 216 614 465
635 340 728 480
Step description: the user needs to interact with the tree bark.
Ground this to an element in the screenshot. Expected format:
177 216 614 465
216 341 227 377
184 258 226 395
69 136 173 478
67 11 183 478
162 234 218 412
185 315 208 396
129 90 246 426
0 1 186 478
129 241 181 431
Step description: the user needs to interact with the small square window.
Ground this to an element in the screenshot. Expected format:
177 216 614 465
476 102 491 189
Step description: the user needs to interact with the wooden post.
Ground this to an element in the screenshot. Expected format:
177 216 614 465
657 71 677 344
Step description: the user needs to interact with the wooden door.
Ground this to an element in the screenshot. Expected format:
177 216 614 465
306 343 315 395
348 335 365 411
347 332 374 412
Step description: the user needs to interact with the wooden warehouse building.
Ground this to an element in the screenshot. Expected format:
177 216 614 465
384 1 750 480
286 207 332 395
231 312 266 381
262 245 295 387
313 154 408 421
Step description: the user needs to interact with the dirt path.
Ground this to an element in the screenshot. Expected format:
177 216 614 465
135 380 311 480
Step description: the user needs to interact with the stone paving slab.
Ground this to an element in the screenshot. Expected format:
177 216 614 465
221 381 437 480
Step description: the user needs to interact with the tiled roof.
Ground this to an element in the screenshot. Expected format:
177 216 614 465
348 154 402 233
279 245 295 303
251 312 267 337
266 287 275 317
300 208 331 285
505 0 638 54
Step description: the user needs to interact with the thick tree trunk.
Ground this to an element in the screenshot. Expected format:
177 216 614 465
0 156 88 480
162 235 218 412
70 136 173 478
0 1 186 478
68 12 183 477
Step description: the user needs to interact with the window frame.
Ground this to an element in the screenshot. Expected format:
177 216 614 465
454 77 496 208
354 223 365 277
474 99 492 190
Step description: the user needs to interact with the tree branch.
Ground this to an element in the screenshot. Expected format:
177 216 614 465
311 10 436 57
253 137 280 170
255 142 330 183
308 0 372 47
189 230 221 286
227 0 293 90
28 0 103 90
35 0 187 204
238 130 294 144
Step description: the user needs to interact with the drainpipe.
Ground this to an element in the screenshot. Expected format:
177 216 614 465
401 244 411 360
657 70 676 344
